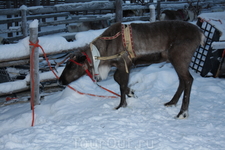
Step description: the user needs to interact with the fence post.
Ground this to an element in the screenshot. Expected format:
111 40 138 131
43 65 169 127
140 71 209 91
20 5 28 38
6 1 12 37
29 19 40 106
149 5 155 22
115 0 123 22
157 0 161 20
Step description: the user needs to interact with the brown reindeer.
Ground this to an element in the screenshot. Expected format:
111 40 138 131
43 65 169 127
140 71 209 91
59 21 205 119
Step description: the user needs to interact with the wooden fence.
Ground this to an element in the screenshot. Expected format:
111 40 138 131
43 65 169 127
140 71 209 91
1 0 224 43
0 0 224 96
0 1 118 42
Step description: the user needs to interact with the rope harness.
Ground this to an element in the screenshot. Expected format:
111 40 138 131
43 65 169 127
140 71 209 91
121 24 136 58
91 24 136 74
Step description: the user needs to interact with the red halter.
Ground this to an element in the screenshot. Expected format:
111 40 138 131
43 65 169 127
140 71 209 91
69 53 95 82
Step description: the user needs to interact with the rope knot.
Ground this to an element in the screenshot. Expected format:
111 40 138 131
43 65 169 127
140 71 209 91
29 40 40 48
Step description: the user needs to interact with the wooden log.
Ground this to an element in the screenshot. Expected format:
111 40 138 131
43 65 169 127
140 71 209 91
55 1 115 12
0 28 21 34
149 4 155 22
0 12 70 24
0 59 30 68
0 8 20 15
29 19 40 106
115 0 123 22
122 4 148 10
21 6 28 38
0 46 78 64
122 16 149 22
39 15 112 27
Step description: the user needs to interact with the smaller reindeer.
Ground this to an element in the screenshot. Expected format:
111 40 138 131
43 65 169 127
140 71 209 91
160 0 201 22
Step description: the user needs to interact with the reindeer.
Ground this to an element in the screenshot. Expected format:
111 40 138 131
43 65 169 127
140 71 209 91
160 0 201 22
59 21 205 119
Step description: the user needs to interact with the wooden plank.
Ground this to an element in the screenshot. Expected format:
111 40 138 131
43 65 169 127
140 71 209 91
0 8 20 15
27 6 57 14
38 28 67 36
0 12 70 24
0 47 77 64
122 4 148 10
122 16 149 22
55 1 115 12
0 28 21 34
39 15 112 27
27 12 70 20
25 1 115 14
0 86 30 97
0 17 21 24
0 59 30 68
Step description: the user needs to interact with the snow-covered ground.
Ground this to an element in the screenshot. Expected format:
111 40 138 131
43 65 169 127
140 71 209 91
0 19 225 149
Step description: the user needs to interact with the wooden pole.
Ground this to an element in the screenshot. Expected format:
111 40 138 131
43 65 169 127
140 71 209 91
157 0 161 20
149 5 155 22
6 1 13 37
29 19 40 106
115 0 123 22
20 5 28 38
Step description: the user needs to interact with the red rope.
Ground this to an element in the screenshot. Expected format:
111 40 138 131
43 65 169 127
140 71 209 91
29 40 120 126
69 58 120 97
82 52 92 64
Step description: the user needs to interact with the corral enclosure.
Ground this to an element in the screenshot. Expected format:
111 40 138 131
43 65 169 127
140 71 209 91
0 0 225 99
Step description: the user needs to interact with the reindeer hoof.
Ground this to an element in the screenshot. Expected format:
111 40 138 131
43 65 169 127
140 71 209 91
175 110 189 119
164 101 176 107
115 102 127 110
127 89 137 98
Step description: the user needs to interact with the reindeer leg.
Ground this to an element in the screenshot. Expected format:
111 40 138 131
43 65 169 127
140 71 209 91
164 76 184 106
164 43 194 118
176 73 193 119
114 68 130 109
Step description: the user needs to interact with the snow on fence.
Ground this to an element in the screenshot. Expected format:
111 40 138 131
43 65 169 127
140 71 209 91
0 1 116 43
2 0 215 43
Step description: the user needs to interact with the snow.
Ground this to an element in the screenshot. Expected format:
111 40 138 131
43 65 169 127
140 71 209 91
198 11 225 41
149 5 155 9
212 41 225 49
29 19 39 28
19 5 27 11
0 20 225 149
0 28 105 61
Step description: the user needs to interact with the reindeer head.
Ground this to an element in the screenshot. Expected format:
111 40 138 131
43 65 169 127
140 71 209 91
186 0 202 19
58 52 88 85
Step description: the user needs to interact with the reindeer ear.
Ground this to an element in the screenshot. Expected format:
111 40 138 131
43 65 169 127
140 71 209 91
76 55 87 63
